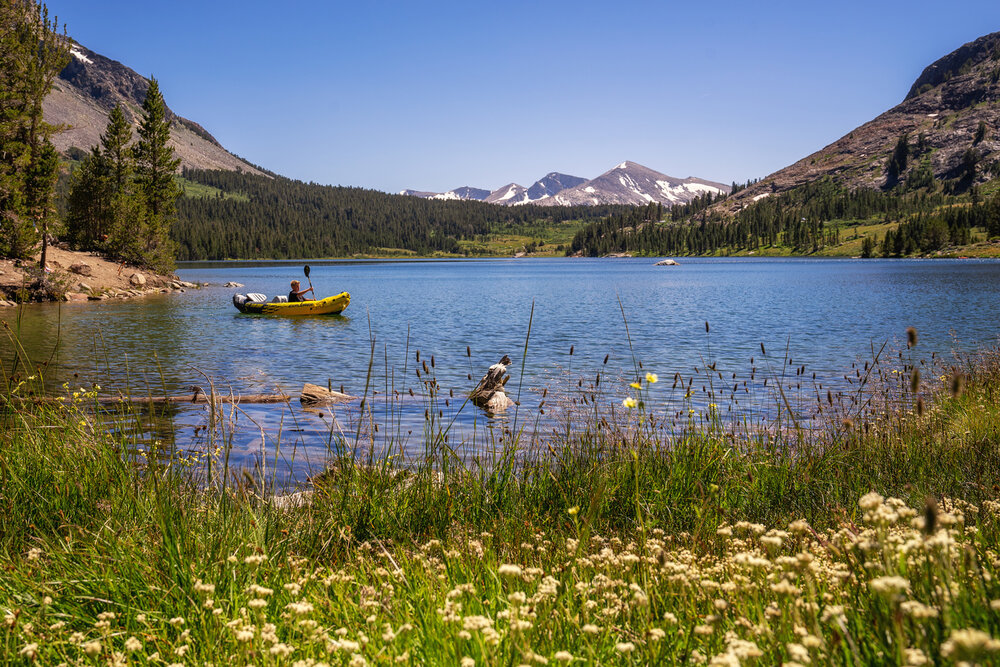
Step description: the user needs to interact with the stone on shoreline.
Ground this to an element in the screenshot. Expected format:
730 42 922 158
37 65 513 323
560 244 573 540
129 272 146 287
69 263 92 276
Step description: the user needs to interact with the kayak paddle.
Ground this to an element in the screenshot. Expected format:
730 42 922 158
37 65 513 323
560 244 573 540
304 264 315 300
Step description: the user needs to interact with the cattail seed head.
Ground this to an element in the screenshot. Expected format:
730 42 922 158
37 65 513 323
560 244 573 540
569 345 574 356
760 342 766 356
906 326 918 348
705 321 710 333
916 397 924 417
466 346 471 357
910 369 920 393
951 371 966 398
603 354 609 365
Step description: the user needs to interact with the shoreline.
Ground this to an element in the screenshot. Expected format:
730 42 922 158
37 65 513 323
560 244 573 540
0 246 198 306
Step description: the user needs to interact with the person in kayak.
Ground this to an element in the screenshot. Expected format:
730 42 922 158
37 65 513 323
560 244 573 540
288 279 314 302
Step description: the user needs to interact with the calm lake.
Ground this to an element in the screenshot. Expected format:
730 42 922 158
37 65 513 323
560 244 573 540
5 257 1000 485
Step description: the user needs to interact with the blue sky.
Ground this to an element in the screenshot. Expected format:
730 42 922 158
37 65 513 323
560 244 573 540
49 0 1000 194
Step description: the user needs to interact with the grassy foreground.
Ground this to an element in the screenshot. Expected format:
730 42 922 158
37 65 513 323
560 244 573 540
2 343 1000 665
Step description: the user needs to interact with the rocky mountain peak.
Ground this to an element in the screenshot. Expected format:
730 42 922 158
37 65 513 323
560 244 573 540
45 40 262 174
525 172 587 201
542 161 728 207
906 31 1000 101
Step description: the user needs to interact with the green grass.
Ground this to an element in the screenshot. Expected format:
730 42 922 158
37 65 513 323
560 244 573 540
176 175 249 202
723 218 1000 259
456 220 586 256
2 333 1000 664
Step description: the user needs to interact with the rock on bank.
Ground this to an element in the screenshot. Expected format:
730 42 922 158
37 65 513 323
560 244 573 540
0 247 197 305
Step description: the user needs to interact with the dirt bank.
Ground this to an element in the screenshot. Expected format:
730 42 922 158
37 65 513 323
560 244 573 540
0 246 198 306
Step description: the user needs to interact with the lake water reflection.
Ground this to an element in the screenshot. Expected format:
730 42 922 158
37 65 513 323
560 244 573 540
5 257 1000 485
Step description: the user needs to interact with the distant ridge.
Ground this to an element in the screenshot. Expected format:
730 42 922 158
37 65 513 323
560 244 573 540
403 163 727 207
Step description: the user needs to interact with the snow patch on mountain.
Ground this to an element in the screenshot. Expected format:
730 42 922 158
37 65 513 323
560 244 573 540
70 48 92 64
401 163 727 207
536 162 729 207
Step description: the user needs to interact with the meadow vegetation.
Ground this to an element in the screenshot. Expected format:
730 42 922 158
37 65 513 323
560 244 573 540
2 329 1000 665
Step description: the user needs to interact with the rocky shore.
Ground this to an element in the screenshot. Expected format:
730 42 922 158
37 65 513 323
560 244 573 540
0 246 198 306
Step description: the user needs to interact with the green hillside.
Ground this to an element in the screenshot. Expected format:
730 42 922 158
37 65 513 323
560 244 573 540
173 169 627 260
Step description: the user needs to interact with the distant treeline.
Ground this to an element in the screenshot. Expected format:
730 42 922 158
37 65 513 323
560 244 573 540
173 169 627 260
568 178 1000 257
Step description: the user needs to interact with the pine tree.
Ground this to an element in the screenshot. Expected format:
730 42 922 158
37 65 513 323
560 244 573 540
885 134 909 187
974 120 988 145
860 235 875 258
0 0 68 262
987 191 1000 237
133 77 179 271
67 104 144 254
66 150 112 248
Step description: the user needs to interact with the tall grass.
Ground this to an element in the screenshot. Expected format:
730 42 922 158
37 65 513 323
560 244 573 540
2 329 1000 664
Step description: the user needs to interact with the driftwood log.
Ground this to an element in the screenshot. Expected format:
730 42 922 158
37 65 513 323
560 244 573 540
7 383 359 407
300 383 358 406
470 355 515 412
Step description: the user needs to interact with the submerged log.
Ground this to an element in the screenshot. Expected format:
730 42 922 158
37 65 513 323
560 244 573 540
470 355 515 412
65 388 292 405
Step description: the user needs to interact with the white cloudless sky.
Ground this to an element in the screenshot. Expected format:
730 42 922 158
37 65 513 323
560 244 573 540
48 0 1000 193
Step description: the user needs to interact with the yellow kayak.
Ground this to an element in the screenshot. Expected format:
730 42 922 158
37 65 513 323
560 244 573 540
233 292 350 316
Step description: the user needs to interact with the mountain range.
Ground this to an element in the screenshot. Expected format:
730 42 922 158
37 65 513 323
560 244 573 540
401 162 729 207
43 28 1000 233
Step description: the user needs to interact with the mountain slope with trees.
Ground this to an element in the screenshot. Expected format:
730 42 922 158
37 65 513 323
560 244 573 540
569 31 1000 258
173 169 627 260
723 31 1000 212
